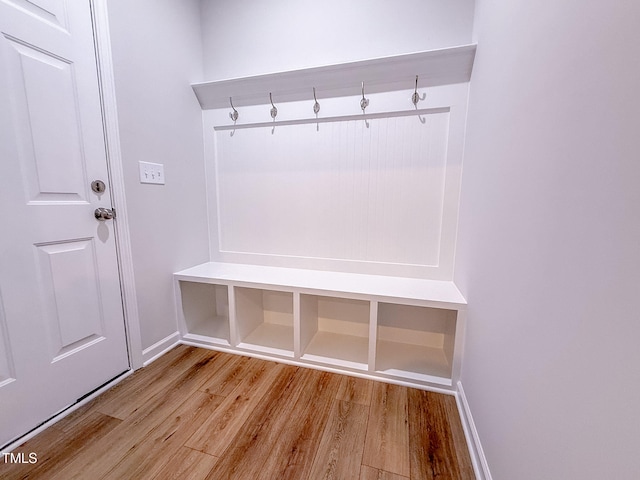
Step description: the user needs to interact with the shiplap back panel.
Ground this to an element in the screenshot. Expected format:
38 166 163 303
214 111 452 273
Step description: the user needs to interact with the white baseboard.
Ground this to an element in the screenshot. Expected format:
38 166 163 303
456 381 492 480
142 331 181 366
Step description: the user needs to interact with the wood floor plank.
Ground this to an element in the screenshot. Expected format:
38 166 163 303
360 465 410 480
185 358 285 456
443 394 475 479
151 447 219 480
53 345 192 430
102 391 225 480
407 389 475 480
204 366 322 480
47 350 223 480
3 349 473 480
1 424 71 480
197 353 252 397
258 369 342 480
0 412 122 480
96 346 217 419
336 375 374 406
308 399 369 480
363 382 410 477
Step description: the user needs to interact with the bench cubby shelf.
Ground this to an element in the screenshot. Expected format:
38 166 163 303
174 262 467 389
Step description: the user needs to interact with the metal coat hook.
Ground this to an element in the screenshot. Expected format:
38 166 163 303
313 87 320 114
229 97 239 122
360 82 369 112
269 92 278 119
411 75 420 106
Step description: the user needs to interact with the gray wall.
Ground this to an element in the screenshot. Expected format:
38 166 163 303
199 0 475 79
456 0 640 478
108 0 209 351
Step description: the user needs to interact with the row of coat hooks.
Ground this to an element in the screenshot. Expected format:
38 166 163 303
228 75 424 123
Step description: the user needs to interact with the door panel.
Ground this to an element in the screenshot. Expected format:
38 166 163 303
2 0 69 31
0 0 129 447
3 35 87 202
0 293 16 386
35 239 105 359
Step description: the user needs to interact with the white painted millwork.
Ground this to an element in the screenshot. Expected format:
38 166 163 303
0 0 129 447
215 112 449 269
175 262 466 389
204 81 469 280
192 45 476 109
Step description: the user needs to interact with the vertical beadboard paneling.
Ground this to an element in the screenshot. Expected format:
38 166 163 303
215 110 451 273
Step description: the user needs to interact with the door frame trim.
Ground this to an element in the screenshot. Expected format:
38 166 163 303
90 0 143 370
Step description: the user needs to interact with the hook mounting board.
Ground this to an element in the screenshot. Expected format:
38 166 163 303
191 44 476 110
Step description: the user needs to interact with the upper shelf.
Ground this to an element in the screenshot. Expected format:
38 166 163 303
191 44 476 110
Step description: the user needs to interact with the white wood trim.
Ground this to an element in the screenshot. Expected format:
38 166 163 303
368 301 378 373
142 332 180 366
451 310 467 384
90 0 143 370
175 262 467 309
175 262 465 390
192 44 476 109
1 369 133 454
173 277 187 337
227 285 238 347
293 292 301 358
213 106 448 131
456 381 493 480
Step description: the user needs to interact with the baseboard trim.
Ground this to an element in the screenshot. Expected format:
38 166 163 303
142 331 181 366
456 381 492 480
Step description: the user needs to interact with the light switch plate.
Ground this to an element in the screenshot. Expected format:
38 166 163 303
139 161 165 185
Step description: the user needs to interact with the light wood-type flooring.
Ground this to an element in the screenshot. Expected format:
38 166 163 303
1 345 474 479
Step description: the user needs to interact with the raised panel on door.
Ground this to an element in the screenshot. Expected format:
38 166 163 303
2 0 69 31
0 292 16 387
35 239 106 361
2 35 87 203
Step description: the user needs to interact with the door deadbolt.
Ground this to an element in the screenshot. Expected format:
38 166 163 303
91 180 106 194
94 207 114 221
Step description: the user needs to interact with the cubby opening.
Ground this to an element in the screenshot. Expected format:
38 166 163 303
234 287 294 357
179 281 230 344
375 302 456 384
300 294 370 370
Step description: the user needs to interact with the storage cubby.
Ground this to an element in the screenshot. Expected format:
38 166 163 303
300 294 370 370
234 287 294 357
175 263 466 390
179 281 230 344
375 302 457 383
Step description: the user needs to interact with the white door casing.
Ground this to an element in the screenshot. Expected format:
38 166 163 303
0 0 129 447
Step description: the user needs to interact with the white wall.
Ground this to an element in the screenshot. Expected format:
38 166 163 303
200 0 475 80
107 0 209 352
457 0 640 478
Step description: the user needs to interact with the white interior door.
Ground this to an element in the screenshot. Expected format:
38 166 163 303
0 0 129 447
